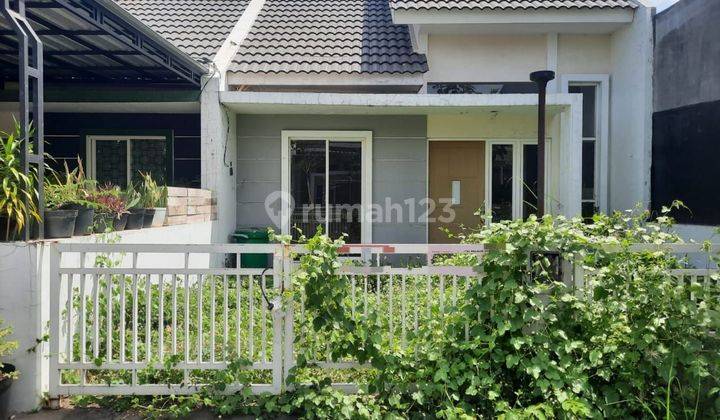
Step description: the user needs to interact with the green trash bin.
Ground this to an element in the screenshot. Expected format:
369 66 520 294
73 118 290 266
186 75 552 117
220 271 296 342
231 228 271 268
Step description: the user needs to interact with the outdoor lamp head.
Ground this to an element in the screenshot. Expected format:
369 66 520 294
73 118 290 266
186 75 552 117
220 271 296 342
530 70 556 87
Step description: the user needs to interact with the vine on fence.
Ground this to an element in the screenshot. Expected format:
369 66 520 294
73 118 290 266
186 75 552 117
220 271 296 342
75 206 720 418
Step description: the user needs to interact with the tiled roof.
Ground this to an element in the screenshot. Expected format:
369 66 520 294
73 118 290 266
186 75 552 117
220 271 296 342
389 1 636 10
114 0 250 62
230 0 428 74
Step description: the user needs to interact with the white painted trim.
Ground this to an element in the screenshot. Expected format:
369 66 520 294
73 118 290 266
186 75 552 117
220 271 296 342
546 33 558 93
280 131 373 244
392 8 635 25
483 139 548 221
409 24 428 54
212 0 266 84
227 72 425 88
560 74 610 213
86 135 166 186
220 91 576 114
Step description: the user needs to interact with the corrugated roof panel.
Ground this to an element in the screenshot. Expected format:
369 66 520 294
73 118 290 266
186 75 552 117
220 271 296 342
231 0 428 74
114 0 251 61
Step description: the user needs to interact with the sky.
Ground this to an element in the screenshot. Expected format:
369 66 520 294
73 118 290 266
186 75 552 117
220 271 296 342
648 0 681 11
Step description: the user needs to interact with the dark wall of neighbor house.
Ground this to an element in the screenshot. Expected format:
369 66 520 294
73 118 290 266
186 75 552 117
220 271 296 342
652 0 720 225
44 113 201 188
236 115 428 244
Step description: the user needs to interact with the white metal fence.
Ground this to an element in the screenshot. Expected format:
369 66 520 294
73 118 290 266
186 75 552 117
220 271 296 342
48 242 719 397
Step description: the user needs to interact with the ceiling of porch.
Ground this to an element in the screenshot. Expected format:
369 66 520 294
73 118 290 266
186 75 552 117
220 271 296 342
0 0 205 86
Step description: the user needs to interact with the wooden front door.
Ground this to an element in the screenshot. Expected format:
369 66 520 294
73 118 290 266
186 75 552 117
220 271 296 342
428 141 485 243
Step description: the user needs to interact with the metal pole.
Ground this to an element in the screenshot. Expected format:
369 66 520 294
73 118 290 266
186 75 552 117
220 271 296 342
530 70 555 215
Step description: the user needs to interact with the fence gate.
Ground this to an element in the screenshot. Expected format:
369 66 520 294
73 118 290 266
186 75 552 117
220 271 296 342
49 243 287 397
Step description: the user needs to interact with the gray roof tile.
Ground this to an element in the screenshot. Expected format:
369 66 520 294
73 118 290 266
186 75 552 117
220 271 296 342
389 1 636 10
230 0 428 74
114 0 250 62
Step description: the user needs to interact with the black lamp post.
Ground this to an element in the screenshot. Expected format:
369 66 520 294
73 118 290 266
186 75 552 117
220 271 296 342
529 70 555 215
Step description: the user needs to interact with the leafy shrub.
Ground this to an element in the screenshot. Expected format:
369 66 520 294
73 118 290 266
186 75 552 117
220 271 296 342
0 318 18 381
71 209 720 418
138 172 167 208
0 121 39 240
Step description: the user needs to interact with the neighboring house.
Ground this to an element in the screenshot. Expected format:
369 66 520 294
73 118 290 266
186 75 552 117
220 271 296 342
1 0 656 244
652 0 720 241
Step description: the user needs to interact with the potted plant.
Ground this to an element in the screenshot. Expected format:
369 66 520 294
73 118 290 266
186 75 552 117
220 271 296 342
0 318 18 400
63 161 97 236
139 172 167 228
44 171 80 239
91 186 129 232
123 182 145 230
44 163 97 237
0 122 40 241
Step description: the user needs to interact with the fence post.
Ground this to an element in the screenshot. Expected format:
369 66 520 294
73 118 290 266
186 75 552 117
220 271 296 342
280 244 295 392
47 244 60 405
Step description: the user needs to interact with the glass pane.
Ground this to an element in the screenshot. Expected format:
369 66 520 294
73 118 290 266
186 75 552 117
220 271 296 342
174 137 200 158
491 144 513 221
582 202 596 219
95 140 127 188
582 141 595 201
131 139 167 185
522 144 538 219
173 160 201 188
291 140 326 240
428 82 538 94
569 85 596 138
328 142 362 243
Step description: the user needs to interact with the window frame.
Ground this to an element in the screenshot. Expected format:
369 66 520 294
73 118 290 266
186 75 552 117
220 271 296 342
86 134 169 187
281 130 373 244
560 74 610 214
484 139 549 221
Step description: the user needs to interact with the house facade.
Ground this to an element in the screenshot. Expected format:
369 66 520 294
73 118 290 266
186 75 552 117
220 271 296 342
209 0 655 244
0 0 655 244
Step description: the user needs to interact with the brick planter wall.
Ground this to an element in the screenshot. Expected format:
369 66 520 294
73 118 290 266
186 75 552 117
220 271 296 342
165 187 217 225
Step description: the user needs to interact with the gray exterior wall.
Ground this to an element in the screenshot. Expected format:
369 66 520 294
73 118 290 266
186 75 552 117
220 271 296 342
236 114 428 243
654 0 720 112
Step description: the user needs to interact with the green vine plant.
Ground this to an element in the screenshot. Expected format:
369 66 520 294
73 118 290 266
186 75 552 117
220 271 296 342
73 206 719 419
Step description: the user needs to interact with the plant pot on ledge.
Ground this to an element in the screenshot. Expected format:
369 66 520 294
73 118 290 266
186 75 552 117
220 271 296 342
66 204 94 236
44 209 78 239
0 363 15 397
125 208 146 230
143 207 166 228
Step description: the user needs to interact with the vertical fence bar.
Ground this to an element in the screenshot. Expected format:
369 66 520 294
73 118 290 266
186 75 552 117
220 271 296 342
197 274 203 363
48 245 60 397
106 272 113 362
172 271 177 355
261 273 267 363
79 254 87 364
401 274 406 348
210 274 216 363
223 274 229 361
92 273 100 359
236 275 242 357
66 274 73 363
248 274 254 360
183 268 190 382
145 274 152 363
159 274 165 362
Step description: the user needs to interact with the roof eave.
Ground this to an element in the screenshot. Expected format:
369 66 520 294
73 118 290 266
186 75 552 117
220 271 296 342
96 0 208 77
391 7 635 25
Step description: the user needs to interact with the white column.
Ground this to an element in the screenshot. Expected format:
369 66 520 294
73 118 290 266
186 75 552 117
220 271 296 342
0 243 46 413
546 33 559 93
556 96 583 218
201 74 237 243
